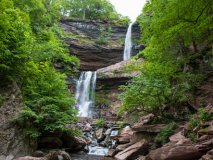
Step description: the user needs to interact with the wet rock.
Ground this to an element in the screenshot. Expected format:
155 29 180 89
83 123 92 132
58 151 71 160
105 149 117 157
132 124 166 133
83 145 89 152
32 151 44 157
115 139 148 160
111 128 133 144
38 137 63 149
14 156 45 160
45 151 58 160
95 128 105 142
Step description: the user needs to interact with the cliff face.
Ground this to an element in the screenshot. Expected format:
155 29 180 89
59 19 142 71
0 83 36 159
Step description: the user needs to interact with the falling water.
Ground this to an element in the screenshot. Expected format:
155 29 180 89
123 23 133 61
75 71 97 117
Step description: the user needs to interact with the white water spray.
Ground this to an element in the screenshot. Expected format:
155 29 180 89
75 71 97 117
123 23 133 61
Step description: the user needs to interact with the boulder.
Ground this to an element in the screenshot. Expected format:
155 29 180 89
32 151 44 157
57 151 71 160
95 128 105 142
14 156 45 160
115 139 148 160
116 143 132 152
105 149 117 157
83 123 92 132
169 131 185 143
38 137 63 149
200 149 213 160
61 133 90 150
131 132 154 144
145 139 213 160
45 151 58 160
132 124 166 133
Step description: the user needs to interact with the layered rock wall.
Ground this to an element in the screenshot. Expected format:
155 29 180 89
0 83 36 159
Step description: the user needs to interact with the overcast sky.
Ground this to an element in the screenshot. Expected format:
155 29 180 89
108 0 147 22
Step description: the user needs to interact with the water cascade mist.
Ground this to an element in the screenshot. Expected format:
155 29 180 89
123 23 133 60
75 71 97 117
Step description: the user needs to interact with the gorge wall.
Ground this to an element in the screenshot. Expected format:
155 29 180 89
59 19 143 71
0 83 36 159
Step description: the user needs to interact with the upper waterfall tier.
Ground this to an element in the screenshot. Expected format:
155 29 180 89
123 23 133 60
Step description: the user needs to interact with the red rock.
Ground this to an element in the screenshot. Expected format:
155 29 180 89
111 128 133 144
95 128 105 142
32 151 44 157
45 151 58 160
200 149 213 160
132 124 166 132
169 131 185 143
14 156 45 160
115 139 148 160
83 123 92 132
105 149 117 157
145 139 213 160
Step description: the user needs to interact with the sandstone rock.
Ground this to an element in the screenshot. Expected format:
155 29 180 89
145 139 213 160
97 59 144 79
59 19 142 71
45 151 58 160
83 123 92 132
131 132 154 144
132 124 166 132
111 128 133 144
78 117 94 123
14 156 45 160
169 131 185 143
0 83 36 159
38 137 63 149
95 128 105 142
83 145 89 152
116 143 132 152
32 151 44 157
105 149 117 157
58 151 71 160
200 149 213 160
198 126 213 136
61 133 89 150
115 139 148 160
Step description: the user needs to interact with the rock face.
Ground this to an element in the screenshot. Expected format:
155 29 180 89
145 139 213 160
97 59 144 79
0 83 36 159
60 19 142 71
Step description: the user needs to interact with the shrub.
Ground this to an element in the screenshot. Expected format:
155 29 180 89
160 122 178 145
96 118 105 129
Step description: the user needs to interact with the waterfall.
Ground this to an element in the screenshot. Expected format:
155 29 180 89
75 71 97 117
123 23 133 61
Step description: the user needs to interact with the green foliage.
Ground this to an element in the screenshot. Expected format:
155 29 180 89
65 0 122 22
118 0 213 119
120 16 131 26
198 108 210 123
15 62 78 138
160 123 178 145
95 118 105 129
94 26 109 45
0 0 80 138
